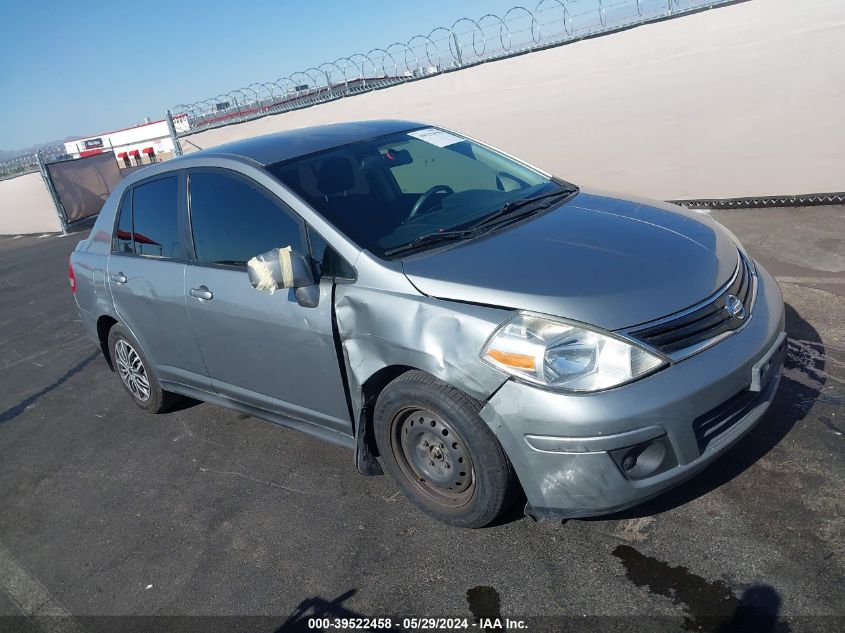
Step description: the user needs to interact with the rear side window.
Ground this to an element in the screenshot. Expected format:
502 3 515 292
189 171 304 267
131 176 182 259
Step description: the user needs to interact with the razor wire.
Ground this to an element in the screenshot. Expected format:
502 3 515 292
171 0 727 134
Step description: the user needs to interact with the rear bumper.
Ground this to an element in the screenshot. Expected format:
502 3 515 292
478 262 786 518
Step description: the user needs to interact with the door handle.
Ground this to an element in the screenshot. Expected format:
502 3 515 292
111 272 127 284
190 286 213 301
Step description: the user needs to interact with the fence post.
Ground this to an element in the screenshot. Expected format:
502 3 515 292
452 32 463 66
35 150 68 235
165 109 183 157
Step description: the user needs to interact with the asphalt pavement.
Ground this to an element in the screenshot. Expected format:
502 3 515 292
0 206 843 632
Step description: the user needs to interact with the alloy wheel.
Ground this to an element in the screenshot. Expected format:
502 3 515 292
114 339 151 402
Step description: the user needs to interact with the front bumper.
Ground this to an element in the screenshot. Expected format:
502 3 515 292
478 262 786 519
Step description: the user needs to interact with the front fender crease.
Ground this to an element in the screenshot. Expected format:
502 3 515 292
334 285 512 417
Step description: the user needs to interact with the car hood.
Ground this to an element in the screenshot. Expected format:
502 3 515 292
401 189 739 331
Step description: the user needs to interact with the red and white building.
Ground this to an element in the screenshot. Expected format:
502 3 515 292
64 115 189 167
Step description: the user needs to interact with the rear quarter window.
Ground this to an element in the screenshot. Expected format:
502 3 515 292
113 192 134 253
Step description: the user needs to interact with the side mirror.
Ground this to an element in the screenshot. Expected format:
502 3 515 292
247 247 318 306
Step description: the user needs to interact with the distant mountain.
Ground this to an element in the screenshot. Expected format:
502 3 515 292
0 139 75 162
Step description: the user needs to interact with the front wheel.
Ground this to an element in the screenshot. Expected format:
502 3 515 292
374 371 517 528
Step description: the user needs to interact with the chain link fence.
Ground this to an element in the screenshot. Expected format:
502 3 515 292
1 123 182 233
8 0 838 230
2 1 736 183
170 0 738 136
0 148 68 182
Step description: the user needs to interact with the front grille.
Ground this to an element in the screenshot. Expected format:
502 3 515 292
630 253 755 355
692 387 764 452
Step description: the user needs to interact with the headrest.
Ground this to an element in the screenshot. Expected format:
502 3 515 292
316 156 356 197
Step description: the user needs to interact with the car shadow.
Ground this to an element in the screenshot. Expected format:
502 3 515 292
591 302 824 520
274 589 362 632
167 395 203 413
717 584 791 633
0 351 99 426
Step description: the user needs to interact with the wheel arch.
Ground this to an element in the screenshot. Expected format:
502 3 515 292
353 364 415 474
96 314 119 370
352 364 512 476
367 367 523 527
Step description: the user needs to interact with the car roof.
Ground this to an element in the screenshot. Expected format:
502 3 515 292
176 119 425 166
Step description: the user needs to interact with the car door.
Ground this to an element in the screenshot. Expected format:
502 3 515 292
183 168 352 436
109 173 211 391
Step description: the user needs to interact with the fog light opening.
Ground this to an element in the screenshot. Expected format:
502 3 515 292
611 436 677 481
621 451 638 472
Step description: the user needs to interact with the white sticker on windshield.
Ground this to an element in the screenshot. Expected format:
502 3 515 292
407 128 463 147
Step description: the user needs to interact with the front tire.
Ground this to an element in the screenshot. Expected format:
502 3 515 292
374 371 517 528
107 324 176 414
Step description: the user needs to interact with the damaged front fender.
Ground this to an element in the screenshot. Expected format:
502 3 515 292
335 284 512 428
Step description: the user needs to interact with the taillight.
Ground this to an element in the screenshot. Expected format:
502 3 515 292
68 258 77 294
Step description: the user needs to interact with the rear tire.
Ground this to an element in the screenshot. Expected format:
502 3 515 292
374 371 516 528
107 324 177 414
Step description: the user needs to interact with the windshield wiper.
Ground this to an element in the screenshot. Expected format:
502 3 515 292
469 188 575 231
383 186 577 258
383 228 478 257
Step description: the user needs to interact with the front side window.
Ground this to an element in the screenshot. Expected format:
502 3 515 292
307 227 354 280
188 171 304 267
131 176 182 258
268 127 569 258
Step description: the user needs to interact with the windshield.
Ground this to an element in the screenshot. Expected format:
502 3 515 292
267 127 572 258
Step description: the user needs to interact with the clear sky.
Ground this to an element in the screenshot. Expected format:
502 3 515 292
0 0 522 150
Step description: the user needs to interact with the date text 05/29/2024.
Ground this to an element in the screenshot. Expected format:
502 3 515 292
307 617 528 630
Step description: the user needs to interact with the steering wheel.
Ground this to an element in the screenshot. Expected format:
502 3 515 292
496 171 530 191
409 185 454 218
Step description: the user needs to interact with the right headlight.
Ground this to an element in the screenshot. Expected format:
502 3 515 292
481 312 666 392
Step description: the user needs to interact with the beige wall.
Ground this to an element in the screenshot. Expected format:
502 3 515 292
0 172 62 235
183 0 845 201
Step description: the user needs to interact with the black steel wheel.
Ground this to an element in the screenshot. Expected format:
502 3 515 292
374 370 517 528
390 406 476 509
